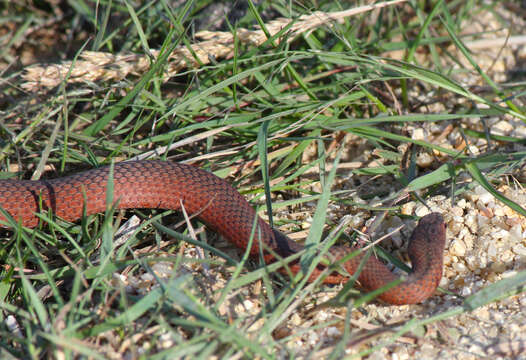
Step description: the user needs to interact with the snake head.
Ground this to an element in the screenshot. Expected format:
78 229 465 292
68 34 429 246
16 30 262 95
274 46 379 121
409 212 447 249
407 212 447 277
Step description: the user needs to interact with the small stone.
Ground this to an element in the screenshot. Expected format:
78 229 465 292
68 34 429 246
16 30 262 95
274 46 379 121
416 152 434 168
461 286 472 296
493 228 509 240
501 250 515 263
401 202 416 215
291 313 302 326
494 207 506 216
463 190 479 203
467 145 480 156
315 311 329 322
513 125 526 137
451 239 467 257
326 327 341 338
502 270 518 278
508 225 523 243
473 307 491 320
476 189 494 205
491 120 514 135
141 273 154 281
449 220 463 236
477 214 490 227
451 206 464 217
488 243 497 259
514 244 526 256
248 319 265 332
243 299 255 311
411 128 426 140
463 232 475 250
452 261 467 272
465 255 479 271
307 332 319 345
464 213 478 233
415 206 431 217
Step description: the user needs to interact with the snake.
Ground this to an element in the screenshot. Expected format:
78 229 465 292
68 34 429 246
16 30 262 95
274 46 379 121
0 160 446 305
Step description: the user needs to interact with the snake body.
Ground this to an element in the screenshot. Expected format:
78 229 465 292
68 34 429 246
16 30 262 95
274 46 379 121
0 160 446 304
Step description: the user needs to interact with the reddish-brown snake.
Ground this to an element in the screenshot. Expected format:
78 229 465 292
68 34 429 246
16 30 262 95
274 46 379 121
0 161 446 304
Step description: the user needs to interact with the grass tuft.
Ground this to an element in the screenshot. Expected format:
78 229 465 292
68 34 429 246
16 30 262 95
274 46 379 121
0 0 525 358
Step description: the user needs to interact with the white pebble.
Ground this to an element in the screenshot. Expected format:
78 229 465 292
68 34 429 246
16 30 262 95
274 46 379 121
452 261 467 272
494 207 506 216
514 244 526 256
493 229 508 240
451 207 464 217
474 186 494 204
502 270 518 278
465 255 479 271
451 239 467 257
326 327 341 337
243 300 254 311
461 286 472 296
141 273 154 281
401 202 416 215
411 128 426 140
508 225 523 243
415 206 431 217
417 152 434 168
468 145 480 155
501 250 515 263
477 214 490 227
488 243 497 259
464 214 478 233
491 120 514 135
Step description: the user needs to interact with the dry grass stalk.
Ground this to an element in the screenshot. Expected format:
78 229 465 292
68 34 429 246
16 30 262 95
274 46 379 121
22 0 407 92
